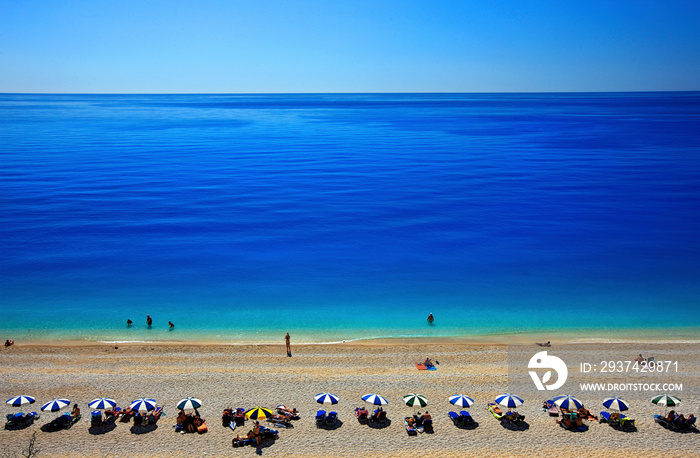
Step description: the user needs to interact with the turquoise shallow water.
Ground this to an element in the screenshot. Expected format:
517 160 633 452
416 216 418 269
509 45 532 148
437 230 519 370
1 93 699 343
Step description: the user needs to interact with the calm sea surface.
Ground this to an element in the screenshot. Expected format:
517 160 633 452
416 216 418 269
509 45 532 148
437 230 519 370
1 93 699 343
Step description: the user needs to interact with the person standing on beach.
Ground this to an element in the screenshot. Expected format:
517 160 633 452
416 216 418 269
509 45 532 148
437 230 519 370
146 315 152 326
285 333 291 356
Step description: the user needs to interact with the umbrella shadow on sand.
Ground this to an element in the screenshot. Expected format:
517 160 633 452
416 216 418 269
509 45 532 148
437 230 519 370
317 419 343 430
253 438 277 455
130 424 158 434
368 418 392 429
89 423 117 435
454 420 479 430
500 419 529 431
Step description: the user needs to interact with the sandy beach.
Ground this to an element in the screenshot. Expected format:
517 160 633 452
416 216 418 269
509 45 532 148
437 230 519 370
1 340 698 457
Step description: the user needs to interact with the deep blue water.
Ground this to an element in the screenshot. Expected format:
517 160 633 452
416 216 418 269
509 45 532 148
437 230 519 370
1 93 699 342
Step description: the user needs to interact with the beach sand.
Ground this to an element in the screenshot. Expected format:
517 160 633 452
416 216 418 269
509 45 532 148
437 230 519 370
1 340 698 457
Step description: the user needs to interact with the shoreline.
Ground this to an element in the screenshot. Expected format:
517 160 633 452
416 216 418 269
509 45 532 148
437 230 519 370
6 332 700 348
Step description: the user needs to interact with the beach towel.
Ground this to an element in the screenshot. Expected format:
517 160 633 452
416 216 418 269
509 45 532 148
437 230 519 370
415 363 437 370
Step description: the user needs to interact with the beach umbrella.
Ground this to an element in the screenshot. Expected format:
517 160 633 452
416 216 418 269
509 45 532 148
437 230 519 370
6 395 35 407
314 393 339 405
130 398 157 413
449 395 475 409
602 396 629 412
495 393 524 409
553 395 583 411
403 394 428 408
89 398 117 410
177 397 202 411
41 398 70 413
245 407 273 421
362 394 388 406
651 394 681 407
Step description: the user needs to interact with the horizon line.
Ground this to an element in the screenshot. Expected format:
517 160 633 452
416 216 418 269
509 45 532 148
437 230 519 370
1 90 699 96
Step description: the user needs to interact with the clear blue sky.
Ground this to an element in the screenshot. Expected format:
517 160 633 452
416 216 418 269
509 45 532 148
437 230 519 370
1 0 698 93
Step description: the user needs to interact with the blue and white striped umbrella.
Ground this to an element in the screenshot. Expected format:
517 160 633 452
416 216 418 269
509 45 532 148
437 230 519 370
362 394 388 406
553 395 583 411
602 396 629 412
89 398 117 410
6 395 35 407
41 398 70 412
177 397 202 411
449 395 475 408
315 393 339 405
130 398 157 413
495 393 524 409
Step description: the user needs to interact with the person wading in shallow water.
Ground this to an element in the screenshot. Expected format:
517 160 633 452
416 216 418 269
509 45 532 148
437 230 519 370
146 315 152 326
285 333 291 357
427 313 434 324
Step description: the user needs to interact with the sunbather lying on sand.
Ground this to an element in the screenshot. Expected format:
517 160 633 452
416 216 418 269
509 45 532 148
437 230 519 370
577 407 597 420
490 403 503 415
277 405 298 417
268 414 291 425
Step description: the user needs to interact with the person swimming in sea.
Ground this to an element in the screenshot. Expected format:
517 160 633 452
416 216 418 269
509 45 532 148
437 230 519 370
427 313 434 323
126 319 133 326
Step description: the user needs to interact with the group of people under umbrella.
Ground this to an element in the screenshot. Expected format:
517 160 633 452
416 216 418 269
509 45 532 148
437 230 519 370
6 392 695 437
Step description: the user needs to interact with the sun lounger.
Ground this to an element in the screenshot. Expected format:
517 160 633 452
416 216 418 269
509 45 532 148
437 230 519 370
6 411 39 429
232 437 254 447
558 413 588 432
422 417 434 432
600 411 634 429
619 414 635 429
260 425 278 439
5 412 22 428
221 408 233 427
276 405 300 420
488 403 504 420
91 410 103 428
599 411 618 425
544 400 558 416
355 407 368 424
373 410 388 425
655 414 676 429
405 417 417 435
233 408 246 426
502 410 525 426
316 410 326 427
119 409 135 422
325 411 337 427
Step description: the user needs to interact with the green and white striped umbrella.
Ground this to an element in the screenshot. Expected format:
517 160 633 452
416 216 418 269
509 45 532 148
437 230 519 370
403 394 428 408
651 394 681 407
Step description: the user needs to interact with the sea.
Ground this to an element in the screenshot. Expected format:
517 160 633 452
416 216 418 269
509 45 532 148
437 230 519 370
1 92 699 344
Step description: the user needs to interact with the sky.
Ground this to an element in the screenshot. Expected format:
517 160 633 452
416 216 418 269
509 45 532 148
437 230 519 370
1 0 698 93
